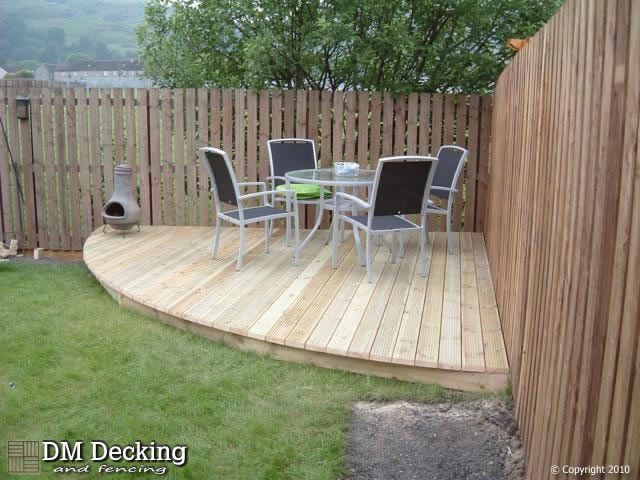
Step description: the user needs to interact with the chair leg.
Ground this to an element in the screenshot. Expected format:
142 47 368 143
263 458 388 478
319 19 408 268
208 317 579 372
285 214 291 247
366 231 372 283
424 214 431 243
398 231 407 257
447 210 453 255
212 215 222 258
268 191 276 237
236 225 245 271
293 213 300 266
353 226 365 266
325 220 333 245
420 228 428 277
332 212 339 268
391 233 397 264
264 220 270 253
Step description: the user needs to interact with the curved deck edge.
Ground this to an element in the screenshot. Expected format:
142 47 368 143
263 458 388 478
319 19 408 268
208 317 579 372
97 281 509 393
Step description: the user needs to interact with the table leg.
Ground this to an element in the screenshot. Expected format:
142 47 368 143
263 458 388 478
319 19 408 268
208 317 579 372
297 189 325 253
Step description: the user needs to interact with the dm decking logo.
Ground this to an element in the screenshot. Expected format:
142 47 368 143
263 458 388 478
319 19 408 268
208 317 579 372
7 440 188 475
7 441 40 474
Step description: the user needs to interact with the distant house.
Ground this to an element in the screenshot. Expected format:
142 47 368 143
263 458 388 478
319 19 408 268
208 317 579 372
35 60 153 88
34 64 56 82
0 67 7 79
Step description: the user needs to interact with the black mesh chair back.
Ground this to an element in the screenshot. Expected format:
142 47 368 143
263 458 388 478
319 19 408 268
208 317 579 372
431 146 467 200
373 158 437 216
202 148 238 206
268 139 317 186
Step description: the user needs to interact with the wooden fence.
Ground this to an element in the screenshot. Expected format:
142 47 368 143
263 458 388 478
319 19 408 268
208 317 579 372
0 84 491 250
485 0 639 478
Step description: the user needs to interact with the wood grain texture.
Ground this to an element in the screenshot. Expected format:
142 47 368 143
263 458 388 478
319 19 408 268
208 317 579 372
0 88 490 249
84 226 508 392
485 0 640 477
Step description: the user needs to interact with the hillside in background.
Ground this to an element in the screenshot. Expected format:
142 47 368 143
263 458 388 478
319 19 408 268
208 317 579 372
0 0 146 71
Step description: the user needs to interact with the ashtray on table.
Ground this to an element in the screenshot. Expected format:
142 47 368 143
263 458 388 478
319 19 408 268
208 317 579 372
334 162 359 176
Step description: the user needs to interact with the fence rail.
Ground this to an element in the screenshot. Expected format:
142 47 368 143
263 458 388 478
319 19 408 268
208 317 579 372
484 0 640 478
0 85 491 250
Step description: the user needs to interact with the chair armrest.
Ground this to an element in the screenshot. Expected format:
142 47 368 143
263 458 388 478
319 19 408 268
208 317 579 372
334 192 371 210
266 175 289 184
430 186 457 193
238 181 267 191
238 190 278 201
238 189 298 201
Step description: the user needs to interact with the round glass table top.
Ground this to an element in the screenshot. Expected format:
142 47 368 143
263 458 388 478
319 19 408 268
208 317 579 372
285 168 376 187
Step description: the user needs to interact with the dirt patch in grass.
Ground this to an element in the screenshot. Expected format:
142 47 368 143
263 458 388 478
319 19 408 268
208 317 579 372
1 249 83 264
345 399 524 480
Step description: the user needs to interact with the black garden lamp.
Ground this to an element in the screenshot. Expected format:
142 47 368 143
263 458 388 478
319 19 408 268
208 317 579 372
16 96 30 120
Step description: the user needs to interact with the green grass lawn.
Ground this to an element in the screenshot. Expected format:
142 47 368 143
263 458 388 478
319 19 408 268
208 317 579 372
0 262 476 479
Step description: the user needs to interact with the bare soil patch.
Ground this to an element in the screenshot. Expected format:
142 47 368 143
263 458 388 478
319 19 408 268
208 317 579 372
345 399 524 480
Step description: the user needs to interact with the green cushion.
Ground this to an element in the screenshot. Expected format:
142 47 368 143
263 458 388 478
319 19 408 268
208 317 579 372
276 183 332 200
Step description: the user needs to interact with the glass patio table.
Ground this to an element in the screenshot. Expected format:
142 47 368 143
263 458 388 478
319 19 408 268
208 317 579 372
285 168 376 253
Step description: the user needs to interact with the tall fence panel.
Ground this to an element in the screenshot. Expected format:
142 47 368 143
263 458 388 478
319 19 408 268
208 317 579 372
0 84 491 250
484 0 640 477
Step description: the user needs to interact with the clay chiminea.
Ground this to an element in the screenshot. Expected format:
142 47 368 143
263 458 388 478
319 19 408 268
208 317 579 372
102 164 141 231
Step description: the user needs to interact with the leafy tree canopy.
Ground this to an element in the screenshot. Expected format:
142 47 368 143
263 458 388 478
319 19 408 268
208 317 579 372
136 0 559 93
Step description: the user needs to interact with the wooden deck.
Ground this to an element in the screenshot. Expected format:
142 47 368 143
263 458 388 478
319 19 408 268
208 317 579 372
83 226 509 391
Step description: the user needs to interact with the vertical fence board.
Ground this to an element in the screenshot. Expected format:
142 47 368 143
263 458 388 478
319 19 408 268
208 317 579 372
344 92 356 161
234 90 246 183
89 89 103 226
173 89 185 225
7 87 23 246
137 89 151 225
29 88 47 246
258 90 270 183
0 83 13 241
161 89 174 225
271 90 282 141
246 90 259 210
198 88 209 224
41 88 59 249
393 95 406 156
453 97 467 231
418 93 431 156
54 90 70 248
406 93 418 155
76 88 92 238
112 89 124 166
65 89 82 248
148 88 162 225
369 92 382 169
357 93 369 168
185 88 197 225
101 90 114 200
319 91 332 167
283 90 295 138
332 91 344 162
466 95 480 232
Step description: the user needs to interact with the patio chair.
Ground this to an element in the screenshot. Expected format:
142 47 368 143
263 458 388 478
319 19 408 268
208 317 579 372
200 147 300 271
425 145 468 253
333 156 438 283
267 138 359 241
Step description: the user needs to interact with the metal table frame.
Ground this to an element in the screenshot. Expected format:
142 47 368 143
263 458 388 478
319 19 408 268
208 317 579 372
285 168 376 253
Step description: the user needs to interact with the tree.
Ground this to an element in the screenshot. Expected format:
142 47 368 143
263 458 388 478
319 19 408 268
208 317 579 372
5 69 34 79
136 0 560 93
65 52 91 63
